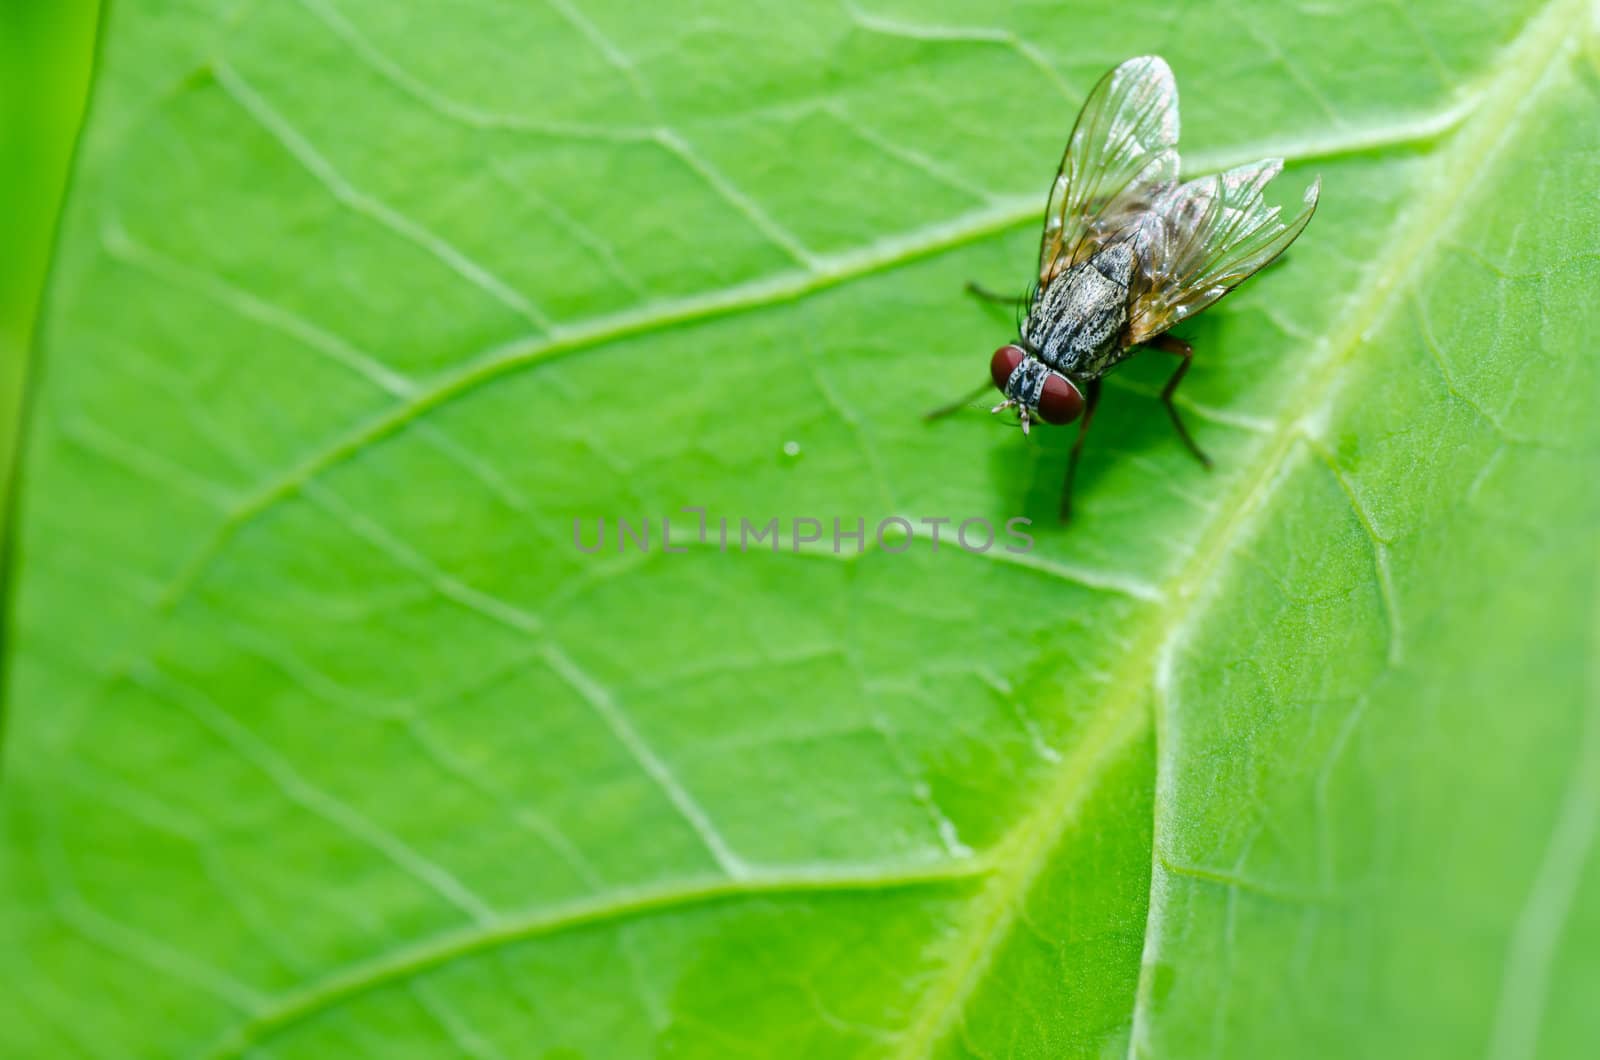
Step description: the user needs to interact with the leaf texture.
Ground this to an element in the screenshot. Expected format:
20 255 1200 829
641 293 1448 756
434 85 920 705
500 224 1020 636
3 0 1599 1057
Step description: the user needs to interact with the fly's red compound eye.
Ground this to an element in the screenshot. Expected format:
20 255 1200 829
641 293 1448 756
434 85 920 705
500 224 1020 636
990 344 1026 392
1036 373 1085 425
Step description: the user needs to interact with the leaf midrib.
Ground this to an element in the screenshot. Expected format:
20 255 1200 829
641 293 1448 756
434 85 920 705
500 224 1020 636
894 0 1585 1054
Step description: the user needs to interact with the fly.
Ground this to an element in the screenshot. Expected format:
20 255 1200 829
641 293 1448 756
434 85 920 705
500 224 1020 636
928 55 1320 519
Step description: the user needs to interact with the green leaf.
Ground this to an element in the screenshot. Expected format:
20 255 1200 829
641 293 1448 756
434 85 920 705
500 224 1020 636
4 0 1598 1056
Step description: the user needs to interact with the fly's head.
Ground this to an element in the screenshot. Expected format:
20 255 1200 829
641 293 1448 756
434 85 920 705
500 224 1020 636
989 344 1084 435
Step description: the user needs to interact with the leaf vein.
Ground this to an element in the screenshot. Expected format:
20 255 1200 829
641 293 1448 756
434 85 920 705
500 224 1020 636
200 860 990 1058
540 641 749 878
212 60 553 331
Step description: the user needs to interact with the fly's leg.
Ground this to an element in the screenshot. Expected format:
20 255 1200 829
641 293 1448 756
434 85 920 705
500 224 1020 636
964 281 1027 307
1150 334 1212 469
1060 378 1102 522
923 380 994 421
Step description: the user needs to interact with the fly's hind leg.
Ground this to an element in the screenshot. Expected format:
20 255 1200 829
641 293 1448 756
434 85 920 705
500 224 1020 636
1060 378 1102 522
1149 334 1212 469
964 281 1027 307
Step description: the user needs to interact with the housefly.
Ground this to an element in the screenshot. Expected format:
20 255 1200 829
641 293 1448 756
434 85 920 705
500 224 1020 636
928 55 1320 519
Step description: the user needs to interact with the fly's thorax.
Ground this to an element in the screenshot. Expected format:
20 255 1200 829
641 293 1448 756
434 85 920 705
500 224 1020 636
1088 242 1136 286
1024 242 1135 378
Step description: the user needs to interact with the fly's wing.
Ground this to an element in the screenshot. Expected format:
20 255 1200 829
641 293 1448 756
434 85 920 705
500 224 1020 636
1038 55 1181 287
1125 160 1320 344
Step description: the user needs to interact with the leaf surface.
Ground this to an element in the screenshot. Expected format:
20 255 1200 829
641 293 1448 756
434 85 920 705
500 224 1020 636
4 0 1599 1057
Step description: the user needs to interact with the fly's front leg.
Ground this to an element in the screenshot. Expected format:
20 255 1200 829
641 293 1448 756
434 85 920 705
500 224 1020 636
923 380 993 421
964 281 1028 308
1060 378 1101 522
1149 334 1212 469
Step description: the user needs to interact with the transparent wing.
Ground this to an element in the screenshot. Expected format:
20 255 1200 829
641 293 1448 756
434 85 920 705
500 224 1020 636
1126 160 1320 343
1038 55 1180 287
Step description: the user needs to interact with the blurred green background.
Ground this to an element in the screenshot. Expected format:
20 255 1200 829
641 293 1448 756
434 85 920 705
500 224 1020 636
0 1 99 507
